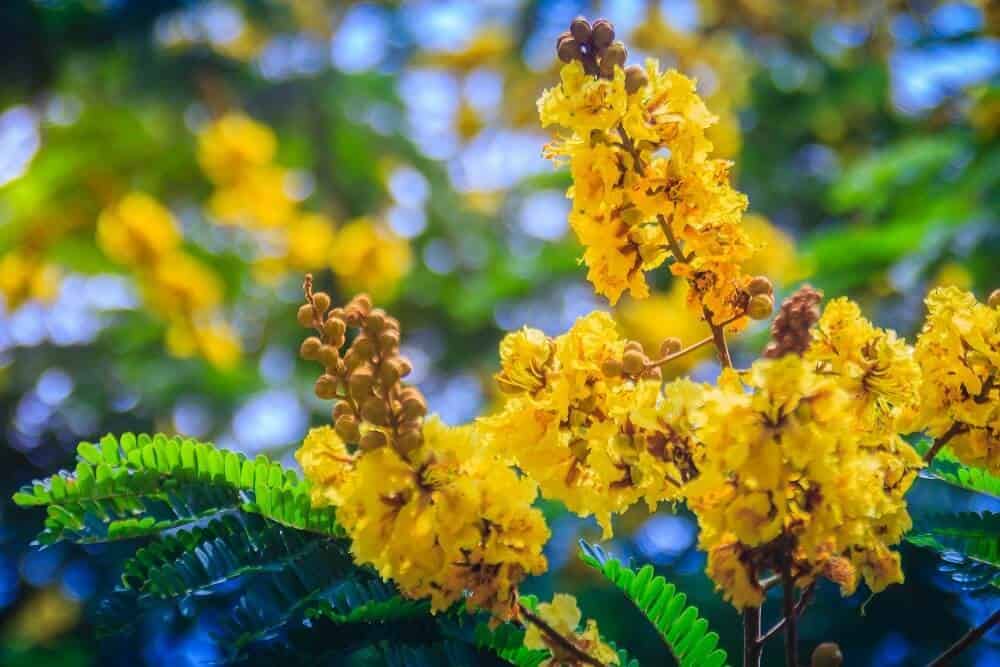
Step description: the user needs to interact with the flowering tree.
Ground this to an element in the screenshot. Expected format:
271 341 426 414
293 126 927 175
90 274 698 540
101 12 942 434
13 15 999 667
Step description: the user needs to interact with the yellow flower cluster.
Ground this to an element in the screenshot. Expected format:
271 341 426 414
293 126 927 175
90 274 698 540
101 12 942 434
198 114 411 297
479 312 703 536
96 193 240 368
296 290 547 619
522 594 619 666
909 287 999 472
686 354 920 608
538 33 756 329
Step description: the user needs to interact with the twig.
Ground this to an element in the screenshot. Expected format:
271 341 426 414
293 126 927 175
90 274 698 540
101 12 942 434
923 422 966 464
519 603 606 667
744 606 763 667
646 335 714 368
783 569 798 667
928 607 1000 666
760 582 815 645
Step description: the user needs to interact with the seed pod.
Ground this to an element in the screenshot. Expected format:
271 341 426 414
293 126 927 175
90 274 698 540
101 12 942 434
349 368 375 399
335 415 361 443
747 276 774 297
324 317 346 340
315 374 339 400
300 336 322 360
622 349 646 376
361 397 390 426
557 37 581 63
318 344 340 369
591 19 614 49
624 64 648 94
312 291 331 314
810 642 843 667
359 430 387 451
601 357 623 378
989 288 1000 308
297 304 315 328
660 337 683 357
748 294 775 320
570 17 591 43
378 330 400 355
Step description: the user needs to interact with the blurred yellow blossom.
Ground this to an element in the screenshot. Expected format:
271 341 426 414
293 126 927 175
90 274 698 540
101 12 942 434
198 113 277 185
96 192 181 266
0 251 61 310
522 594 619 666
329 218 412 300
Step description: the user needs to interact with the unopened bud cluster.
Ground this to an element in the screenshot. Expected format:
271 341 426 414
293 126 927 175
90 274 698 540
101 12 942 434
556 17 648 93
601 340 662 381
745 275 775 320
298 276 427 458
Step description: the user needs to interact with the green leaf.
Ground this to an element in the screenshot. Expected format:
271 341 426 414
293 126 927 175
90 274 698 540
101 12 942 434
579 540 730 667
905 511 1000 591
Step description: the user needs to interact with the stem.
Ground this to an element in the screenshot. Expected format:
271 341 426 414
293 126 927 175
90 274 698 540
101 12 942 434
646 334 714 368
519 603 606 667
923 421 965 464
760 582 815 644
743 606 763 667
782 569 798 667
928 607 1000 667
705 309 733 368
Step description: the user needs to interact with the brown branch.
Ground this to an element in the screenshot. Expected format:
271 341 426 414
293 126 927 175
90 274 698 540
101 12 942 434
923 421 966 464
519 603 607 667
744 606 763 667
928 607 1000 666
646 335 714 368
760 582 816 645
782 569 798 667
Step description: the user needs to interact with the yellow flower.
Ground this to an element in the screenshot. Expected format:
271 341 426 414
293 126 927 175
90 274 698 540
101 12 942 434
97 193 181 266
495 327 556 395
910 287 999 472
616 283 713 377
145 252 224 316
198 113 277 185
0 251 60 310
329 218 412 300
164 319 242 369
208 165 297 229
523 594 619 667
538 60 628 134
302 416 548 619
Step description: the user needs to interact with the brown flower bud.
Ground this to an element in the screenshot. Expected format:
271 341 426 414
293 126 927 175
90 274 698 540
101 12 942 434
624 64 648 94
395 427 423 456
378 359 401 386
622 349 646 376
350 294 372 314
297 304 315 328
660 337 683 357
602 41 627 69
333 401 354 419
359 430 387 451
366 309 386 333
378 330 400 355
810 642 843 667
349 368 375 399
591 19 614 49
300 336 322 360
342 348 364 372
314 374 339 400
601 357 623 378
335 415 361 443
324 317 346 341
747 276 774 297
989 288 1000 308
625 340 644 354
318 344 340 369
399 391 427 421
361 397 390 426
557 37 581 63
395 356 413 378
642 366 662 381
352 334 376 360
748 294 775 320
344 307 365 327
570 17 591 43
312 291 331 314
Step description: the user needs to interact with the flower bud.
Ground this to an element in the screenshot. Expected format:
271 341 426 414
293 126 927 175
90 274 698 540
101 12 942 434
747 276 774 296
366 310 386 333
361 397 390 426
297 304 315 328
570 17 591 43
601 357 623 378
352 334 376 360
359 430 387 451
642 366 662 381
591 19 614 49
989 288 1000 308
395 356 413 378
324 317 346 341
379 359 401 386
660 337 683 357
378 330 400 355
622 349 646 376
300 336 322 360
318 344 340 369
557 37 581 63
602 41 627 69
335 415 361 443
395 427 423 457
349 368 375 399
350 294 372 314
333 401 353 419
399 391 427 421
314 374 339 400
748 294 775 320
624 64 648 94
811 642 843 667
312 291 331 314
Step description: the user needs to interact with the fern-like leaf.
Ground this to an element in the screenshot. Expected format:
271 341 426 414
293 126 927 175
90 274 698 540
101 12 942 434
905 511 1000 590
473 621 549 667
13 433 340 544
579 541 728 667
915 440 1000 501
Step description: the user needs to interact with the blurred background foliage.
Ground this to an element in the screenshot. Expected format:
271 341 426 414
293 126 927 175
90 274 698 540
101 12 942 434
0 0 997 665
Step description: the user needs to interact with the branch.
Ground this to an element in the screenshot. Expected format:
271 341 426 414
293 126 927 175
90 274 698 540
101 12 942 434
782 569 798 667
518 603 607 667
646 335 714 368
928 607 1000 667
923 421 966 464
743 606 763 667
760 582 815 645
